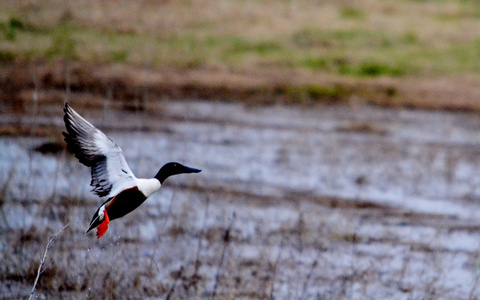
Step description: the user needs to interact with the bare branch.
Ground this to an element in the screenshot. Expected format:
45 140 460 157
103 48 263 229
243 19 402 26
468 269 480 300
299 259 318 300
268 235 286 300
194 195 210 275
210 212 236 300
29 224 69 300
166 265 184 300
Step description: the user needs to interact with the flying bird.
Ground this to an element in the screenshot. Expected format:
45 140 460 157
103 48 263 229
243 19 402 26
62 103 201 238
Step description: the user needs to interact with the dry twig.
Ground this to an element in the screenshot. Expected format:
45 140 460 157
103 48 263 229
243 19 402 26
210 212 236 300
29 224 69 300
269 236 286 300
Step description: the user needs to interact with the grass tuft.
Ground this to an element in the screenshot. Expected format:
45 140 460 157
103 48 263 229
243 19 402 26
358 60 407 77
1 17 25 41
109 50 129 64
302 57 328 70
228 37 281 55
339 7 367 20
0 49 15 62
284 84 349 103
44 23 77 60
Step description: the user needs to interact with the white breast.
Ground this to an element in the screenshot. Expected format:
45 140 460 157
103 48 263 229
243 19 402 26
136 178 161 198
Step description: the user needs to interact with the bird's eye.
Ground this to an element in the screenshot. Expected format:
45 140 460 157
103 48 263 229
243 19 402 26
174 164 177 167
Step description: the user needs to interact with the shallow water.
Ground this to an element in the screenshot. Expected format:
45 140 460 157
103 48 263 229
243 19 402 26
4 101 480 216
2 100 480 299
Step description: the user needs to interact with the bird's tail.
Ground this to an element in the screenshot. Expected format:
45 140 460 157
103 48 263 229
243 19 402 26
86 204 110 238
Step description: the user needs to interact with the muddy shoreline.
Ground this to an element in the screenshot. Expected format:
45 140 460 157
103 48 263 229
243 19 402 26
3 60 480 119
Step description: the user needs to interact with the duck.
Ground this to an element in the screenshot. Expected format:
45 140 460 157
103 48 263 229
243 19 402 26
62 103 201 238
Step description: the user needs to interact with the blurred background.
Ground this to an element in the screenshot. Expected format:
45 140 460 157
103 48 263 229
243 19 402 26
2 0 480 299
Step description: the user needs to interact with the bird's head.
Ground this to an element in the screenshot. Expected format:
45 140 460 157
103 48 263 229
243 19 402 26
155 162 201 184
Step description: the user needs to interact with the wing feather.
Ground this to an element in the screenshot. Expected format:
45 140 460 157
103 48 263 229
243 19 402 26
62 103 137 198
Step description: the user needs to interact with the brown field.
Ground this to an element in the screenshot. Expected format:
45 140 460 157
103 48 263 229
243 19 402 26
1 0 480 110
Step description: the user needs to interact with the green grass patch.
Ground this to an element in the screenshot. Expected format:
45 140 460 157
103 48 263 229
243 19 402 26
291 28 404 51
0 49 15 62
228 36 282 55
1 17 25 41
339 7 367 20
357 60 407 77
293 27 425 77
401 31 418 45
109 50 129 64
291 28 362 49
44 23 77 59
284 84 349 103
302 55 413 77
302 57 328 70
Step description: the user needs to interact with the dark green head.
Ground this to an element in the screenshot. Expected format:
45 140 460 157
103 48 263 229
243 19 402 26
155 162 201 184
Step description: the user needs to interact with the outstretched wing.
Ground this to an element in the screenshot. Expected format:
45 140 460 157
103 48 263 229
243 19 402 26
62 103 137 198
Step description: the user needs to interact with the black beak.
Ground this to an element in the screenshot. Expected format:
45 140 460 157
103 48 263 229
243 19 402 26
184 166 202 173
